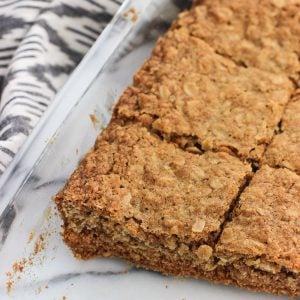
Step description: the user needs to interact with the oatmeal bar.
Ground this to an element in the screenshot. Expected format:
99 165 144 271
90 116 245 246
114 25 293 161
55 122 251 272
216 166 300 296
263 91 300 174
190 0 300 82
54 0 300 297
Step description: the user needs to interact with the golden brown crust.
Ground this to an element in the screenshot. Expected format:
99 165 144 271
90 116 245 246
190 0 300 82
63 227 300 296
114 19 293 161
56 122 251 245
263 91 300 174
217 166 300 273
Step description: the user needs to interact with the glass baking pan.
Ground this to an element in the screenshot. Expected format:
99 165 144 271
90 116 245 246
0 0 286 299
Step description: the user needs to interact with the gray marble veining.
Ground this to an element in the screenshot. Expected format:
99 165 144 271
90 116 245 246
0 0 287 299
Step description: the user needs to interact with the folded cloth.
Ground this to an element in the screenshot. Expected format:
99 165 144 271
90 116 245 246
0 0 123 175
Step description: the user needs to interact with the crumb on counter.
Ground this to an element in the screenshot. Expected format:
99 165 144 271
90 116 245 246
89 113 100 129
123 7 138 23
28 229 36 243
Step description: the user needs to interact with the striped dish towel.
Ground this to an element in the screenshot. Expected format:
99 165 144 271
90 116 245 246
0 0 123 176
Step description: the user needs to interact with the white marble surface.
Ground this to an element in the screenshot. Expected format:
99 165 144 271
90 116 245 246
0 0 289 299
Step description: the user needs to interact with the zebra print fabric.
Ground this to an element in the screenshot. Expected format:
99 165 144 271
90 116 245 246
0 0 123 175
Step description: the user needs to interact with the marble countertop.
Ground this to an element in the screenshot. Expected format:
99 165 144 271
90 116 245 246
0 0 288 299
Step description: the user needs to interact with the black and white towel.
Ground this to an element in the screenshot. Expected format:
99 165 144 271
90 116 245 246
0 0 123 175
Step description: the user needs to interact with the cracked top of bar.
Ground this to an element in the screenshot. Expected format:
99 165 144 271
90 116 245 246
217 165 300 273
57 122 251 245
190 0 300 82
263 91 300 174
114 23 293 161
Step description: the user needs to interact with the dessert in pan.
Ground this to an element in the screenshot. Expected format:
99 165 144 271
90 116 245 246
55 0 300 296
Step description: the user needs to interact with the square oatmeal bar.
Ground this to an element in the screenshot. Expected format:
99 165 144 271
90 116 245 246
216 166 300 296
55 123 251 276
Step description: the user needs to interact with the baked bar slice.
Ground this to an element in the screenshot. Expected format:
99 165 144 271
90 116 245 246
55 122 251 275
114 23 293 161
189 0 300 82
216 165 300 296
263 91 300 174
